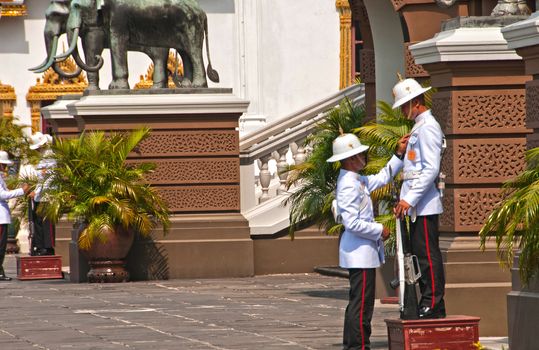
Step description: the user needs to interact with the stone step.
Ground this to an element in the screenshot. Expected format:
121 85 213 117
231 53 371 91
445 261 510 284
443 249 500 263
445 282 511 336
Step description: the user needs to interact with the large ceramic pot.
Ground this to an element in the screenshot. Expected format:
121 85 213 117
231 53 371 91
80 226 135 283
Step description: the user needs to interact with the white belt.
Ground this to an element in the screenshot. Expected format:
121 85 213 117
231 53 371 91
402 170 422 180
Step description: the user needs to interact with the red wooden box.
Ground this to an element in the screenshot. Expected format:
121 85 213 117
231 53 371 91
17 255 64 280
385 315 480 350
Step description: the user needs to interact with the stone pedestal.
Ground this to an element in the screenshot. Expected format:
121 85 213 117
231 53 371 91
41 95 82 138
410 19 531 336
385 316 480 350
17 255 63 280
65 89 254 279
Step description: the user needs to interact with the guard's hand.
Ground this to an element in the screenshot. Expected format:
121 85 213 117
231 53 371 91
394 199 411 219
382 226 391 241
396 134 410 157
21 183 30 194
27 191 35 199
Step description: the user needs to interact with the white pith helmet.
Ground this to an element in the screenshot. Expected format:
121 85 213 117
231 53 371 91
392 73 431 109
327 130 369 163
29 132 52 150
0 151 14 165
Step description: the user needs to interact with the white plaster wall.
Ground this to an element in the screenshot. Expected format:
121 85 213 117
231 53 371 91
0 0 340 134
256 0 340 125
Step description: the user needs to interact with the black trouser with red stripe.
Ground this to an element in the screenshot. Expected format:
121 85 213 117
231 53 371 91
410 215 445 312
31 201 55 255
343 268 375 350
0 224 8 276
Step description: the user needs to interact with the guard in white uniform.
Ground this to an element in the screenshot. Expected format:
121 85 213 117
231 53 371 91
0 151 29 281
27 133 56 256
328 132 408 350
392 76 446 319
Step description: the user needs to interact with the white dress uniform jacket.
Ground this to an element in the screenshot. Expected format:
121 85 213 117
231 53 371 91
336 155 403 268
0 175 24 225
33 159 56 203
400 110 443 216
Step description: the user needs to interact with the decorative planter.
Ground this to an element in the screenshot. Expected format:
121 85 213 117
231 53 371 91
507 253 539 350
80 226 135 283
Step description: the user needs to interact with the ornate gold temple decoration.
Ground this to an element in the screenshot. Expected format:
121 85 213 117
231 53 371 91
336 0 353 90
0 1 27 17
135 50 184 89
0 81 16 119
26 57 87 132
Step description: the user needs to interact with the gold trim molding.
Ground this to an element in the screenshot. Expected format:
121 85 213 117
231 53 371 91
0 81 16 119
26 58 87 132
336 0 353 90
135 51 184 89
0 4 27 17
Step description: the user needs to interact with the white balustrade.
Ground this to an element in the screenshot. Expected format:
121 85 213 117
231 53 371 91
240 84 365 235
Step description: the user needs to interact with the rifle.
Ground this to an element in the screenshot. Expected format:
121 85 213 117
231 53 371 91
28 198 36 256
389 166 421 319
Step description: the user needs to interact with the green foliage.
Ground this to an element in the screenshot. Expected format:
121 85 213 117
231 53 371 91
39 128 170 250
0 118 39 168
479 147 539 285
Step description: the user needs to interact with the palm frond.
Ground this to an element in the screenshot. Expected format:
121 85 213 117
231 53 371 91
41 128 170 249
479 146 539 284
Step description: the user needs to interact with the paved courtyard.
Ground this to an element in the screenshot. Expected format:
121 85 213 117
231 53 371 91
0 255 508 350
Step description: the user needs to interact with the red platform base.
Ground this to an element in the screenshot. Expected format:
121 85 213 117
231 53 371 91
16 255 64 280
385 315 480 350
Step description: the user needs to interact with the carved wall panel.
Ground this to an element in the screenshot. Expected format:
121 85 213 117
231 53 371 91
440 139 453 182
132 158 240 185
440 90 528 135
450 139 526 184
360 49 375 84
138 131 238 157
527 133 539 150
525 81 539 129
440 190 454 229
431 92 452 134
405 42 428 78
440 188 504 232
158 186 240 212
350 0 369 24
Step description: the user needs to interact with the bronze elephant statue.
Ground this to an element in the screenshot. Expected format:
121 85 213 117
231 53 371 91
48 0 219 89
30 0 170 90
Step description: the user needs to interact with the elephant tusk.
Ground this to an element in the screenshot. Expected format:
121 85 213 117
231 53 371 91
52 61 82 79
55 27 80 61
29 56 51 72
73 45 104 73
32 36 59 73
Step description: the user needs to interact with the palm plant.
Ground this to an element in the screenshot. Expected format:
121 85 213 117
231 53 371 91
39 128 170 250
285 98 365 238
479 147 539 285
0 118 39 170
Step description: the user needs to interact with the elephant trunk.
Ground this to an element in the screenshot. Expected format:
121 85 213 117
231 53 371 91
30 35 59 73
